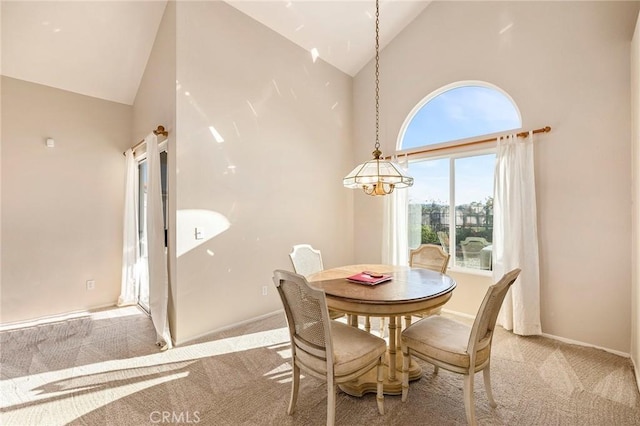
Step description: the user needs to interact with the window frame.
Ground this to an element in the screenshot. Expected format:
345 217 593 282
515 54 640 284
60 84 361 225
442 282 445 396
407 147 496 276
398 81 521 276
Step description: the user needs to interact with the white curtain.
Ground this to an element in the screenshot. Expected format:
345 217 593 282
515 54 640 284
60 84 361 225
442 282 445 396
493 132 541 336
382 156 410 265
118 149 140 306
146 134 173 350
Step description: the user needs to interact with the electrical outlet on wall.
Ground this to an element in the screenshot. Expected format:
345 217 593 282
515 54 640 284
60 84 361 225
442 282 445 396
86 280 95 291
262 286 268 296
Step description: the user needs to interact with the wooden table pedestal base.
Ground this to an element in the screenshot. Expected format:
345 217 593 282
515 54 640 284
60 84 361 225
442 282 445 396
338 351 422 397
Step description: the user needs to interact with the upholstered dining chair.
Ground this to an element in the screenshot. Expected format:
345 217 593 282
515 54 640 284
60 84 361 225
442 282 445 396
289 244 324 277
400 268 521 426
410 244 450 273
289 244 344 320
402 244 451 326
273 270 386 426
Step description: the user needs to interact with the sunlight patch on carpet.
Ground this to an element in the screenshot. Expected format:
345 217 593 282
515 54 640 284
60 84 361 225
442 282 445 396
593 367 638 408
1 325 290 421
538 348 584 395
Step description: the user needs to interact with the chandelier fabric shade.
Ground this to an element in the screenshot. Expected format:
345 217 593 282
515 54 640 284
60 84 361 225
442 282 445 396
343 0 413 196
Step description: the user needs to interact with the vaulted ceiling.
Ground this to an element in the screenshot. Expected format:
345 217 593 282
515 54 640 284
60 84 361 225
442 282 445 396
1 1 430 105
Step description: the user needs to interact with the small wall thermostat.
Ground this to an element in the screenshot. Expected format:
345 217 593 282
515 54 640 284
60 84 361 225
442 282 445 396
46 138 55 148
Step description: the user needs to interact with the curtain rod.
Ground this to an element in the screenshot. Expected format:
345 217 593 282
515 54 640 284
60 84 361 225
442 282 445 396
387 125 551 159
123 125 169 156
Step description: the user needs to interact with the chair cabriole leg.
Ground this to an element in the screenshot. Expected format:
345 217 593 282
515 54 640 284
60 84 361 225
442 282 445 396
463 373 476 426
483 364 497 408
288 363 300 415
327 382 336 426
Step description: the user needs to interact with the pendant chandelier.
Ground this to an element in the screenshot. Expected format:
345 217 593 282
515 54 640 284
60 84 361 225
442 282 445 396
343 0 413 196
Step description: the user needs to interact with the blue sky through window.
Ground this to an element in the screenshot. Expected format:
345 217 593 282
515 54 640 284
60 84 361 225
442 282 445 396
402 85 521 150
408 158 449 204
454 154 495 204
408 154 496 205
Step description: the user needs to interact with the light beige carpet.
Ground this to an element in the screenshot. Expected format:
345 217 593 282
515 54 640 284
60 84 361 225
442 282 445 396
1 306 639 425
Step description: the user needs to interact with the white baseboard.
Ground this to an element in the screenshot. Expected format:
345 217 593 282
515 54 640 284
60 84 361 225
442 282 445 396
0 303 117 332
442 309 630 358
173 309 284 347
539 332 630 358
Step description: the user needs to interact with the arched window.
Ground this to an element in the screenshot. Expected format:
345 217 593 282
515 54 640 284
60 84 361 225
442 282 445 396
400 82 520 272
400 82 521 150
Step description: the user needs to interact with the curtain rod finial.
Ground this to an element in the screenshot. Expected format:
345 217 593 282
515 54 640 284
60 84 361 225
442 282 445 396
154 125 168 137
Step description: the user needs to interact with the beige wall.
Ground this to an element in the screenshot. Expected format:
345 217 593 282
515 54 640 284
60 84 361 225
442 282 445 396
169 2 354 343
444 271 491 316
631 11 640 382
1 77 132 323
353 1 639 352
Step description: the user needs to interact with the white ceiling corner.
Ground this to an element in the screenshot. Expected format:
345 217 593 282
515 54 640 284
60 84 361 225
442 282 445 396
226 0 431 76
1 0 167 105
0 0 429 105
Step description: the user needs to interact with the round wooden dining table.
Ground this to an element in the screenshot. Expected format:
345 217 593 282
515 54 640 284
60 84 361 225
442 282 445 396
307 264 456 396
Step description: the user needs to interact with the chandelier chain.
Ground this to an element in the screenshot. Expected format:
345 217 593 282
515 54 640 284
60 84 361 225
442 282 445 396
341 0 413 195
374 0 380 152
